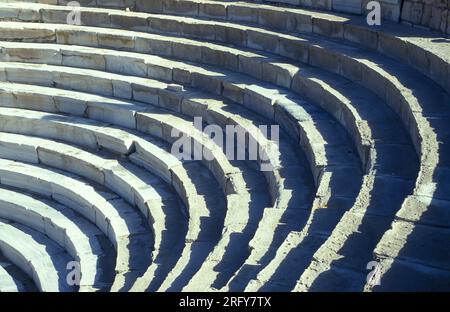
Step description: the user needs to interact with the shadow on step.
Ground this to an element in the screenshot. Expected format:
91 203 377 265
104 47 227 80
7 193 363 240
260 195 358 292
210 159 272 288
308 175 416 291
154 161 227 291
373 123 450 291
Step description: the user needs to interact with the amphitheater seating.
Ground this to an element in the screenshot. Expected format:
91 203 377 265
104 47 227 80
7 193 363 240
0 186 115 291
0 252 36 292
0 0 448 292
0 219 75 292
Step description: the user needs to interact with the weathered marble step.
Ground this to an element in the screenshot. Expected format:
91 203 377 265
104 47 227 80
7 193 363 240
0 83 247 242
62 0 370 21
223 114 369 290
111 0 450 92
156 164 264 291
0 62 250 200
261 143 418 292
0 158 152 291
0 41 372 176
221 207 310 291
48 0 450 92
0 80 234 203
367 258 450 292
293 184 415 292
246 171 413 290
33 3 438 288
0 61 302 288
156 240 216 291
0 80 247 236
0 185 115 291
228 207 303 288
0 219 75 292
0 79 320 292
0 111 228 292
374 220 450 273
363 196 450 291
0 104 236 290
0 40 324 292
244 230 328 291
131 160 227 291
0 81 359 291
226 80 417 290
0 23 407 179
0 253 33 292
0 17 442 184
0 43 323 213
0 39 301 177
0 76 317 224
0 6 442 152
244 173 413 291
1 0 448 292
237 181 358 291
225 189 358 291
182 159 273 291
0 42 364 214
0 265 21 292
2 108 227 292
0 131 186 276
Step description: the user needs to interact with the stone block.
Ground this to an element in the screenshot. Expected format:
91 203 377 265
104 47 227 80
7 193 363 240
312 17 344 39
199 2 227 19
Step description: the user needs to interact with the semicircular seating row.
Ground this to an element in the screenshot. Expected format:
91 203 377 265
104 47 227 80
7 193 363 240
0 0 449 292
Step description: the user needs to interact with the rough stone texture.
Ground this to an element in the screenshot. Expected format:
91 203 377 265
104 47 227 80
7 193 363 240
401 0 449 33
0 0 449 293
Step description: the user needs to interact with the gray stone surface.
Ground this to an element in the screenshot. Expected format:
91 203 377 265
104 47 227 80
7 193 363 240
0 0 449 292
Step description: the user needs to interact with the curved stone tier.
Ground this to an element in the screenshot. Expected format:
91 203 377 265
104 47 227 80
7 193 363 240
0 0 448 292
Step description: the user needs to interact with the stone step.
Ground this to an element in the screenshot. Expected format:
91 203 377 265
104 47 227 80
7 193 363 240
0 185 115 291
0 158 153 291
364 196 450 291
226 195 353 291
0 56 324 290
374 220 450 273
0 219 75 292
0 10 444 183
132 160 227 291
0 23 426 190
20 0 447 91
1 0 448 202
0 80 286 290
0 41 367 175
25 2 440 290
0 98 241 291
181 161 273 291
245 174 413 291
0 20 375 172
0 253 33 292
0 37 344 288
0 80 340 290
0 131 187 274
0 5 443 153
1 0 448 292
245 230 327 291
0 61 251 199
224 208 310 290
3 84 267 290
0 110 226 291
294 197 414 291
0 88 241 219
367 258 450 291
0 81 232 213
0 42 329 206
0 41 368 224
